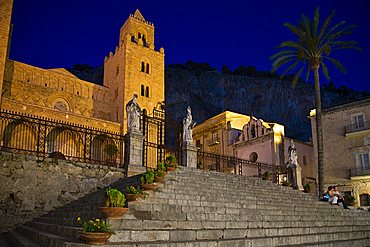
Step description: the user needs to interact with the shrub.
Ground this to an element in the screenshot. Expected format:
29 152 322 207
77 217 113 233
141 170 155 184
126 186 144 195
303 183 311 191
157 162 166 172
104 188 126 207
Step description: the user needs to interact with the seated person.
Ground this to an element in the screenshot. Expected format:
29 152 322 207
321 186 338 204
333 186 349 209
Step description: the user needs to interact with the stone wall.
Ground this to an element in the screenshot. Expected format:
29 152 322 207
0 152 125 233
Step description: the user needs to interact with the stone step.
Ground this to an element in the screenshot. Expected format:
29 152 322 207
26 221 80 240
5 229 41 247
17 225 74 247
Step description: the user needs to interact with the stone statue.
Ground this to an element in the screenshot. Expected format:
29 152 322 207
183 106 196 143
286 140 303 190
288 140 299 168
126 94 141 132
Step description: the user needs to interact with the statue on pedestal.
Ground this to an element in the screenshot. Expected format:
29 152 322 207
126 94 141 133
183 106 196 143
286 140 303 190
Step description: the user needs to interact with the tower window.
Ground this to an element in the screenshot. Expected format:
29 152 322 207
116 66 119 75
141 85 145 96
146 63 150 74
138 32 142 39
45 83 48 87
141 62 145 72
145 86 149 97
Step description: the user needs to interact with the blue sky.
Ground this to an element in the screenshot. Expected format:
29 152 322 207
9 0 370 92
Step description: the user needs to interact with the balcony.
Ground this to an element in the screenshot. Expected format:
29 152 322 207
345 121 370 135
349 168 370 178
207 137 220 146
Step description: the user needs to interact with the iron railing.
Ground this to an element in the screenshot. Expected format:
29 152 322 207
349 168 370 177
197 150 283 180
345 121 370 134
0 110 124 168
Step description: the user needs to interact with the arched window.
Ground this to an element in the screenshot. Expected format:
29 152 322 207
360 194 369 206
251 124 256 139
141 62 145 72
141 85 145 96
145 86 149 97
146 63 150 74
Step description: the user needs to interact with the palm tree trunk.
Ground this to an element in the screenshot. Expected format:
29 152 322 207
313 68 324 196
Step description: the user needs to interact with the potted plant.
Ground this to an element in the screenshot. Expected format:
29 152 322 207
99 188 128 218
165 154 177 171
303 183 312 193
282 180 292 187
77 217 114 245
140 170 157 191
154 169 166 183
125 186 147 201
345 195 356 206
262 171 272 181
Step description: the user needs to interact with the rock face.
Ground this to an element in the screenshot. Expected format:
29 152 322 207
0 152 125 233
165 65 369 142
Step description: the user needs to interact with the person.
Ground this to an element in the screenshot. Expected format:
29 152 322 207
321 186 338 204
183 106 196 142
333 186 349 209
126 94 141 132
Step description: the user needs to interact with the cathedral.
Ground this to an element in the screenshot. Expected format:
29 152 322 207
0 1 164 134
0 1 164 168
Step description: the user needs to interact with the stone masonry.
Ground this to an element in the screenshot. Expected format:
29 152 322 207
0 152 125 233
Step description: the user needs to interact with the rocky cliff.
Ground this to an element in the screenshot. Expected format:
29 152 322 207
68 62 369 142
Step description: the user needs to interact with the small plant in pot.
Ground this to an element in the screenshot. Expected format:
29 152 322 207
140 170 157 191
125 186 147 201
345 195 356 206
282 180 292 187
99 188 128 218
154 162 166 183
165 154 177 171
77 217 114 245
262 171 272 181
303 183 312 193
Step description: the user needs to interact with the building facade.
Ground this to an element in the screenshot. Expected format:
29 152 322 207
0 2 165 167
310 97 370 206
193 111 316 184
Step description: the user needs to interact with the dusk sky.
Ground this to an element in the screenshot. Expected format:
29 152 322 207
9 0 370 92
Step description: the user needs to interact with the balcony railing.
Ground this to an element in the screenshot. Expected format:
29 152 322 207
345 121 370 134
207 137 220 146
349 168 370 177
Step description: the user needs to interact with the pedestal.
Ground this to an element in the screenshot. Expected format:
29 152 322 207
181 141 197 168
293 165 304 191
124 131 145 177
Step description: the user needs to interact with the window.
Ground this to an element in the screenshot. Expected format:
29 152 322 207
141 85 145 96
138 32 141 39
303 155 307 165
145 86 149 97
251 125 256 139
116 66 119 75
360 194 370 206
249 152 258 162
356 153 370 171
196 140 201 147
351 113 365 130
141 62 145 72
146 63 150 74
212 132 219 143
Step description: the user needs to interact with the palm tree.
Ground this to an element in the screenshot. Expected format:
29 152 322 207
270 7 359 195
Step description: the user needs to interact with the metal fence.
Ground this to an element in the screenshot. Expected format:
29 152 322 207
0 110 124 167
197 150 285 180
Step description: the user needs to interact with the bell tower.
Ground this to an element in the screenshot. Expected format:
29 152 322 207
104 9 165 134
0 0 14 107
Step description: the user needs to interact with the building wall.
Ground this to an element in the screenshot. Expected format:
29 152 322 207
310 98 370 205
0 0 13 105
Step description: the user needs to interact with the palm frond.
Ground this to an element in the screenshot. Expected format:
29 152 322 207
313 7 320 38
269 50 295 60
321 62 330 80
318 10 336 40
284 22 304 37
281 61 299 78
292 66 304 88
323 56 346 73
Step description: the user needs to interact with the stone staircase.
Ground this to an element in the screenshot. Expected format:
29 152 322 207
3 167 370 246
